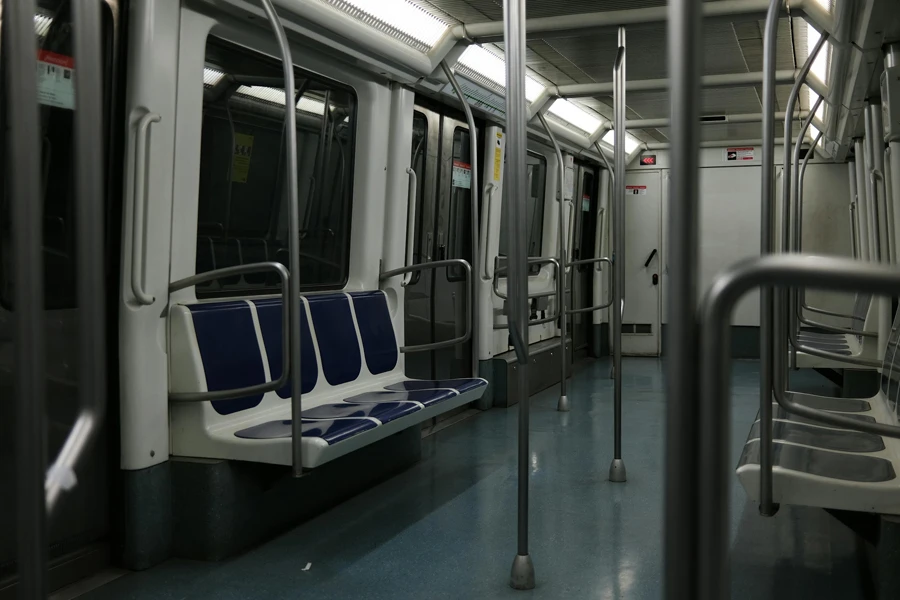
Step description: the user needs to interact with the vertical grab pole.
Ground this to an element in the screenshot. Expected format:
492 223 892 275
258 0 303 477
609 26 627 483
440 62 480 379
11 0 48 596
755 0 782 520
664 0 703 597
536 112 570 412
783 38 827 371
794 130 824 332
505 0 535 590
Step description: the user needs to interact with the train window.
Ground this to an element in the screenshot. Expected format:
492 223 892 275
195 37 356 297
447 127 472 281
498 152 546 275
0 4 114 310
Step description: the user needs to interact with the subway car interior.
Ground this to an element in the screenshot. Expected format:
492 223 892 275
5 0 900 598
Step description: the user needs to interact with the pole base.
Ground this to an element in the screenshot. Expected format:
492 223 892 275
608 458 627 483
759 502 780 517
509 554 536 590
557 395 569 412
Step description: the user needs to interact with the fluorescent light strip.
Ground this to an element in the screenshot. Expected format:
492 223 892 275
457 45 545 102
806 20 830 85
204 68 225 87
547 99 604 134
34 14 52 37
602 130 641 155
339 0 448 49
235 85 326 115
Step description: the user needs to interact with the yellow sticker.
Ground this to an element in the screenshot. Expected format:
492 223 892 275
231 133 254 183
493 147 502 181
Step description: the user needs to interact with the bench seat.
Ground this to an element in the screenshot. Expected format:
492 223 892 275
169 290 488 468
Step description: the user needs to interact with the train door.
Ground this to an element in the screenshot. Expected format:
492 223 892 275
571 164 598 359
622 171 662 356
0 1 121 595
405 106 475 380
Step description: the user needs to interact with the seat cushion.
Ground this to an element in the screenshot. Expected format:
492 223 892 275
350 291 399 375
234 418 376 444
253 298 318 396
385 378 487 395
307 293 362 385
303 401 420 424
344 389 457 408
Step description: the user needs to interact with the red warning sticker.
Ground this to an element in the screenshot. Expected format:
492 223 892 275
725 147 755 161
625 185 648 195
37 50 75 110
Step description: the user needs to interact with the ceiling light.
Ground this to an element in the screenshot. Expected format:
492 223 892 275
204 68 225 87
548 99 604 134
457 45 545 102
602 130 640 154
339 0 448 49
806 20 830 86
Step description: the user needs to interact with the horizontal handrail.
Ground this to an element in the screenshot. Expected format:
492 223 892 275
380 258 472 353
494 312 558 329
801 303 865 322
702 255 900 440
493 256 561 300
169 262 291 402
795 314 876 338
567 257 614 314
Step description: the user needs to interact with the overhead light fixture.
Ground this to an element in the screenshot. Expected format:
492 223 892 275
547 99 605 135
808 124 824 149
337 0 449 49
806 20 830 86
601 130 640 155
204 67 225 87
457 44 545 102
34 14 52 37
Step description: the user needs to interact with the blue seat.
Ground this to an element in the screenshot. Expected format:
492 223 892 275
343 389 456 408
385 378 487 395
303 401 420 424
254 298 318 397
189 301 265 415
235 418 377 444
350 291 399 375
306 293 362 385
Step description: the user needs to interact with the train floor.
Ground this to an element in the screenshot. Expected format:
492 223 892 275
73 358 871 599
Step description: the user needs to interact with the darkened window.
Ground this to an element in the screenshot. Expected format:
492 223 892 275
406 111 428 285
498 151 546 275
195 37 356 297
447 127 472 281
0 4 114 310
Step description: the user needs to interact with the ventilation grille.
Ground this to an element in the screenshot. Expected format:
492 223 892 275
622 323 653 335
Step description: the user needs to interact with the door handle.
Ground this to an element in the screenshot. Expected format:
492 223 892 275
652 273 659 286
644 248 658 268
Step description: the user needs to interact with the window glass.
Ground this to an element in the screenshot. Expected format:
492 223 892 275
447 127 471 281
498 151 546 275
195 37 356 297
407 111 428 285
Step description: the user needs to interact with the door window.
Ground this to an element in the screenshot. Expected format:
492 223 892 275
498 152 546 275
447 127 471 281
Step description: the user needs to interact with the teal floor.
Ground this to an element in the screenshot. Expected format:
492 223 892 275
84 358 870 599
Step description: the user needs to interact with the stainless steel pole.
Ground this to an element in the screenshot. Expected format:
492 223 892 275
794 130 824 328
754 0 782 520
609 26 627 483
856 139 873 261
259 0 303 477
664 0 703 596
440 62 481 379
505 0 535 590
11 0 48 596
536 112 570 412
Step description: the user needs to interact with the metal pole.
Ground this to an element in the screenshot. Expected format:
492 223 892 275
11 0 48 596
855 139 873 261
609 26 628 484
793 130 824 333
259 0 303 477
664 0 702 597
869 103 888 260
754 0 783 523
536 112 570 412
505 0 535 590
440 62 481 379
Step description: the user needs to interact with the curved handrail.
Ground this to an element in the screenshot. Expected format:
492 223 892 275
567 257 614 313
381 258 473 353
402 167 418 287
493 256 560 300
131 111 161 305
482 183 497 280
168 262 291 402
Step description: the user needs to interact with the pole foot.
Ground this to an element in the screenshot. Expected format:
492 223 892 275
608 458 627 483
759 502 780 517
557 395 569 412
509 554 536 590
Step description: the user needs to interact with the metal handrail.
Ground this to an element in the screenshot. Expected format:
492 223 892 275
802 303 866 321
849 201 860 259
168 262 291 402
380 258 473 353
492 255 560 300
699 254 900 600
131 111 161 305
482 183 497 280
872 169 890 261
402 167 417 287
567 257 613 314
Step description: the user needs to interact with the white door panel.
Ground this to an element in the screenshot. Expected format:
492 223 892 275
622 171 662 355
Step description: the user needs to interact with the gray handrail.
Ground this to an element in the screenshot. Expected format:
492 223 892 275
381 259 473 353
440 62 480 380
492 255 560 300
698 254 900 600
482 183 497 280
168 262 291 402
258 0 304 478
131 111 161 305
535 110 570 412
872 169 890 261
849 201 860 259
802 303 865 321
567 257 614 313
402 167 418 287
